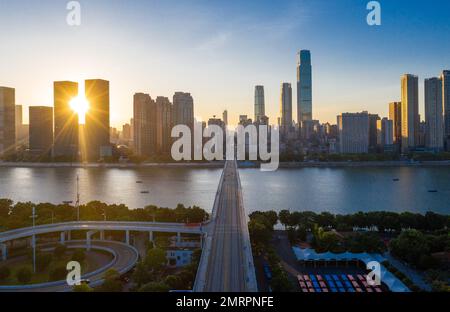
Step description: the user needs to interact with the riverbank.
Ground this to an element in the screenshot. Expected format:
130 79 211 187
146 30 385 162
2 160 450 169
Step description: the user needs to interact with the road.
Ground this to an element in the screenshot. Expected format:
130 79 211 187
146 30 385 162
199 160 257 292
0 221 202 244
0 240 139 292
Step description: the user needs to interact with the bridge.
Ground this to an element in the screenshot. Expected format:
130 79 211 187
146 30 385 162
194 160 258 292
0 221 202 261
0 160 257 292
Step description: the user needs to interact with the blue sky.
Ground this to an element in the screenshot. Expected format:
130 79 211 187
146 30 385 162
0 0 449 126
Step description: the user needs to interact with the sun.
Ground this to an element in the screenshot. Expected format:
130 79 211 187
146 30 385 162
69 95 89 123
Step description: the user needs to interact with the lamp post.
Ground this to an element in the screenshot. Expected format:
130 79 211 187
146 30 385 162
76 175 80 221
30 206 37 273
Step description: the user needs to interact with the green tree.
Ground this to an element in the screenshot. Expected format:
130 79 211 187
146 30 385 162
53 244 67 259
0 266 11 280
164 275 183 290
49 266 67 281
98 269 122 292
36 252 53 272
16 267 32 284
144 248 166 271
72 249 86 263
389 229 430 266
73 283 93 292
139 281 170 292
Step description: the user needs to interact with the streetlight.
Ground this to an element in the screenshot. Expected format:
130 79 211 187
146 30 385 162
30 206 37 273
75 175 80 221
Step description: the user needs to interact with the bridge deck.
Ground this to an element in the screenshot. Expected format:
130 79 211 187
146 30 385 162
195 160 257 292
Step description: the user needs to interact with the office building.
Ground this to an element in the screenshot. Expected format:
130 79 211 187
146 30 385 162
53 81 79 159
337 112 369 154
133 93 157 157
254 85 265 122
297 50 312 125
401 74 419 153
424 77 444 150
85 79 110 161
280 82 293 134
29 106 53 157
0 87 15 156
369 114 380 152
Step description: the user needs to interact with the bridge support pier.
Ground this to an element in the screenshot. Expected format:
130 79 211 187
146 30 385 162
177 232 181 244
148 231 154 243
125 230 130 245
100 230 105 240
86 230 98 251
1 243 7 261
60 232 65 245
67 231 71 241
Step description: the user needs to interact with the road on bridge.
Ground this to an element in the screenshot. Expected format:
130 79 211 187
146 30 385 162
200 160 257 292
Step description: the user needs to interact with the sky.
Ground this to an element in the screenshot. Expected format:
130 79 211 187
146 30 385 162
0 0 449 128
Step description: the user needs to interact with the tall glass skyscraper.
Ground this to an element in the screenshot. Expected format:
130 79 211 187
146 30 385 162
280 83 292 133
254 85 265 122
424 77 444 150
297 50 312 125
401 74 419 153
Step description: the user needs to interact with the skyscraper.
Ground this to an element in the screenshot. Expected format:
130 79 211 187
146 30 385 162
389 101 402 147
424 77 444 150
280 83 292 134
0 86 15 156
53 81 79 159
254 85 265 122
29 106 53 158
222 110 228 127
85 79 110 161
337 112 369 154
401 74 419 153
155 96 173 155
369 114 380 152
377 118 394 151
297 50 312 125
173 92 194 131
133 93 157 157
441 70 450 150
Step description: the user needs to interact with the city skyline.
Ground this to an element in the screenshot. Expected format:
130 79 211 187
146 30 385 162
1 0 450 127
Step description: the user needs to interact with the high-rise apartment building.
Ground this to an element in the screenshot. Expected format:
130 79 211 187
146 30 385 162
376 118 394 150
53 81 79 159
85 79 110 161
173 92 194 130
401 74 419 153
424 77 444 150
280 83 292 134
441 70 450 150
369 114 380 152
155 96 173 155
0 87 15 156
337 112 369 154
389 102 402 147
29 106 53 158
133 93 157 157
297 50 312 125
254 85 265 122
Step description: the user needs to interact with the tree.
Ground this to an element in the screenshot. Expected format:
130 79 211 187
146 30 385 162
49 266 67 281
73 283 93 292
144 248 166 271
164 275 183 290
53 244 67 259
36 252 53 272
248 219 271 245
389 230 430 266
98 269 122 292
278 210 291 229
139 281 170 292
0 266 11 280
16 267 32 284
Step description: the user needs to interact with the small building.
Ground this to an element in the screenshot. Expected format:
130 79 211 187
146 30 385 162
166 249 193 268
